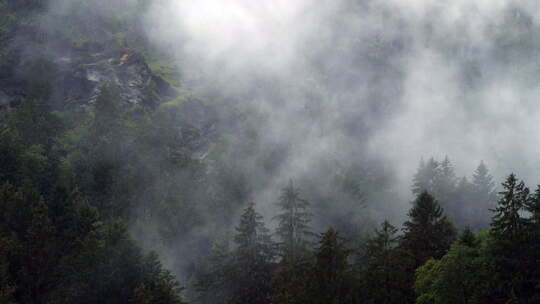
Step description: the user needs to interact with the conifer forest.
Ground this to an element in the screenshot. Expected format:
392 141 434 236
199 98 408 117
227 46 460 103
2 1 540 303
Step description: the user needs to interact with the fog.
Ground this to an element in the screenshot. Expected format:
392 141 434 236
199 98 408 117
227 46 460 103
143 0 540 210
33 0 540 285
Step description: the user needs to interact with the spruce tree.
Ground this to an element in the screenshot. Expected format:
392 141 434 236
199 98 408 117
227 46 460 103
398 191 456 303
400 191 457 267
453 176 474 228
490 174 533 303
525 186 540 302
229 202 275 304
311 228 352 304
412 158 440 196
359 220 403 304
490 174 528 241
274 180 313 260
272 181 314 304
437 156 457 202
471 161 497 229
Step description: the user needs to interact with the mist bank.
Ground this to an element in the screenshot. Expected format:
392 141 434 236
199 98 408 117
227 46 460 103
143 0 540 200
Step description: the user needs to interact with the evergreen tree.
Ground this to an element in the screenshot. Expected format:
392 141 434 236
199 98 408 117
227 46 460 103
272 181 315 304
271 253 313 304
470 161 497 229
525 186 540 302
191 237 233 304
490 174 533 303
358 220 403 304
453 176 475 228
401 191 457 267
412 158 440 196
311 228 353 304
526 185 540 227
398 191 456 303
458 227 477 247
229 202 275 304
132 252 186 304
274 180 313 260
490 174 528 241
437 156 457 202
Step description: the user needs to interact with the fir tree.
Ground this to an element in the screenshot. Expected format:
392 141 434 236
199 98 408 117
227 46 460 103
398 191 456 303
311 228 353 304
458 227 477 247
490 174 528 241
229 202 275 304
272 181 315 304
274 180 313 260
453 176 475 228
437 156 457 202
490 174 533 303
412 158 440 196
525 185 540 302
471 161 497 229
359 220 403 304
401 191 457 267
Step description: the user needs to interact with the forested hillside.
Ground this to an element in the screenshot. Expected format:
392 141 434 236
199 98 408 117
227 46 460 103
1 1 540 303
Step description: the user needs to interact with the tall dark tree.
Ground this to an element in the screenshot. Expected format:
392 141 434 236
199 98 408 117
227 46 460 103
272 181 315 304
401 191 457 267
398 191 456 303
490 174 528 242
311 228 353 304
274 181 313 260
191 236 234 304
271 252 313 304
490 174 534 303
229 202 275 304
525 186 540 302
357 220 403 304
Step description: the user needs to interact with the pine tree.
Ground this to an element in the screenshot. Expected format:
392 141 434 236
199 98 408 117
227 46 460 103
525 186 540 302
132 252 186 304
526 185 540 227
311 228 353 304
434 157 459 225
458 227 477 247
401 191 457 267
359 220 403 304
412 158 440 196
437 156 457 201
453 176 475 228
272 181 315 304
398 191 456 303
490 174 533 302
471 161 497 229
274 180 313 260
229 202 275 304
271 253 313 304
192 237 233 304
491 174 528 241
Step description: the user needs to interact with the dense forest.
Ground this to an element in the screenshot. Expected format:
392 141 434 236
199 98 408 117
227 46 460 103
1 0 540 303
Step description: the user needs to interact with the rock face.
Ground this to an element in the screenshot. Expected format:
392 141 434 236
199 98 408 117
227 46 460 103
0 15 218 161
0 36 175 110
58 49 167 106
